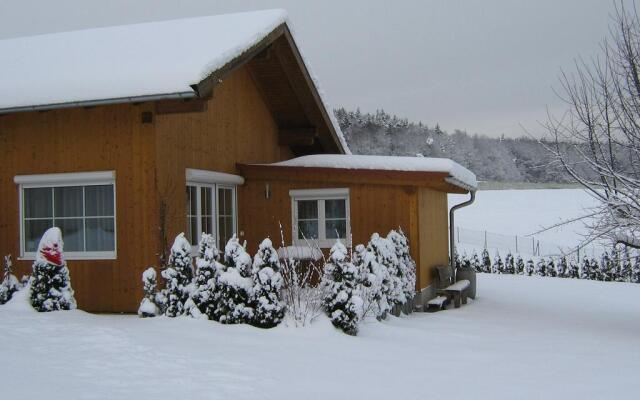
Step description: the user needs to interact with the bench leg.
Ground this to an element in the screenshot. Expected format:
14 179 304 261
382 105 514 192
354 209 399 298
462 293 468 305
454 293 461 308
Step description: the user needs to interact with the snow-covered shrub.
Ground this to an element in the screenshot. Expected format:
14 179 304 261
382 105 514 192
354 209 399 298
582 257 590 279
547 258 557 278
321 241 362 335
188 233 221 319
493 252 504 274
600 252 613 281
504 252 515 274
632 255 640 283
471 252 482 273
250 238 285 328
212 235 254 324
618 250 631 282
0 255 19 305
524 259 534 276
138 267 160 317
567 257 579 279
481 249 491 273
161 233 194 317
589 257 599 280
387 229 416 308
29 227 76 312
278 231 326 327
556 257 568 278
535 258 547 277
515 255 525 275
357 233 397 320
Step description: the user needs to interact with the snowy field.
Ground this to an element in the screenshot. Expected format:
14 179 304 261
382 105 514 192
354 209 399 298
2 274 638 400
449 188 601 255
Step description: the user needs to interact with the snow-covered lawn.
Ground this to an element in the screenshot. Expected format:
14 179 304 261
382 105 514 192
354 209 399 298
2 274 638 399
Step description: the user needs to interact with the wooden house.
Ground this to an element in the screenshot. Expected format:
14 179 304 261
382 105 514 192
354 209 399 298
0 10 477 312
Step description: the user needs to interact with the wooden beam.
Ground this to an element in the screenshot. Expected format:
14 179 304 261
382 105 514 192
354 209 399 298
155 99 208 115
278 127 316 146
194 24 286 98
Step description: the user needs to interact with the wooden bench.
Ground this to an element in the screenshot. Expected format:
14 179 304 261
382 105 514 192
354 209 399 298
434 265 471 309
426 295 449 312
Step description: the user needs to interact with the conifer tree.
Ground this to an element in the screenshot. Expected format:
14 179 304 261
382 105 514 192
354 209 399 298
535 257 547 277
504 252 515 274
359 234 393 320
481 248 491 273
387 229 417 307
600 252 613 281
524 259 534 276
188 233 221 318
138 267 160 317
632 254 640 283
321 241 362 335
251 238 285 328
212 235 254 324
515 255 525 275
0 255 19 305
493 252 504 274
547 258 557 277
369 233 398 319
580 256 591 279
567 256 580 279
471 252 482 273
29 227 77 312
556 257 568 278
618 249 632 282
161 233 194 317
589 257 599 280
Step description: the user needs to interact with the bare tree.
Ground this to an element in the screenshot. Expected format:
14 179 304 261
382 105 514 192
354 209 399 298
544 1 640 249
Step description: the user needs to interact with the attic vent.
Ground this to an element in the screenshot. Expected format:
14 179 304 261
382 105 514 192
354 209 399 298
141 111 153 124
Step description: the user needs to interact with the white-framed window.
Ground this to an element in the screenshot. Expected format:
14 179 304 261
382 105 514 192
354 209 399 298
290 188 350 248
14 171 117 260
185 169 242 251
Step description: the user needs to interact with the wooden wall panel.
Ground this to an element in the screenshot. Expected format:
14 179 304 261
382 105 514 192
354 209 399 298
238 178 415 267
154 65 294 250
417 188 450 288
0 103 158 312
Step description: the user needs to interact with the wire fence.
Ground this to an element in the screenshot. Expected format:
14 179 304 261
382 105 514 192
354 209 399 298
455 226 608 259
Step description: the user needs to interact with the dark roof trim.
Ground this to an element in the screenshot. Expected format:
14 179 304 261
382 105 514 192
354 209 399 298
0 91 195 115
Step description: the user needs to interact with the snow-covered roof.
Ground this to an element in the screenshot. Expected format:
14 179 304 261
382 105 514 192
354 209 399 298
267 154 478 190
0 10 285 110
0 10 349 153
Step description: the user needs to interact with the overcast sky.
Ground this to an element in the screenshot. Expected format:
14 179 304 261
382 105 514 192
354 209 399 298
0 0 622 137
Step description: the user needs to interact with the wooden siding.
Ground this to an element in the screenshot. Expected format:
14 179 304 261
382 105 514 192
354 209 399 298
238 177 440 288
0 103 158 312
0 65 292 312
416 188 450 288
153 65 293 261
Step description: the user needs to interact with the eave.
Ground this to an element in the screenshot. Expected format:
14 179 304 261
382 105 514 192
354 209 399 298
237 163 470 194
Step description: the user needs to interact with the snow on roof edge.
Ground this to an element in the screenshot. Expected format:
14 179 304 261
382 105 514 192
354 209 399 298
261 154 478 190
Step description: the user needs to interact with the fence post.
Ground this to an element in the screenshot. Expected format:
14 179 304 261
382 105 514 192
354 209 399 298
484 230 487 248
457 226 460 243
515 236 518 253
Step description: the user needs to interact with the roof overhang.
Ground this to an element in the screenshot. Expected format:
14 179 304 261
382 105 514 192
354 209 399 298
237 163 471 193
0 13 349 155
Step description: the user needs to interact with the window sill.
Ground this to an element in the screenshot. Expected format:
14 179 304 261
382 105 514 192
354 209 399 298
19 251 117 261
292 239 350 249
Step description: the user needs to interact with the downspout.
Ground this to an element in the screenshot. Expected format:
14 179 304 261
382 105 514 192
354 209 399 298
449 190 476 278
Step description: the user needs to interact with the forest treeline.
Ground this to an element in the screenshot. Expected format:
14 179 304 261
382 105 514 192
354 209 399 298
335 108 605 183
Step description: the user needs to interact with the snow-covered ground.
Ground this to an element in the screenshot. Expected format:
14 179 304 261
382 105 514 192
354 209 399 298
450 189 602 256
2 274 638 399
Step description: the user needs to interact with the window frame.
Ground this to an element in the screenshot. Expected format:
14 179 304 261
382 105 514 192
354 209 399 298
290 188 350 248
185 169 242 252
14 171 117 260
